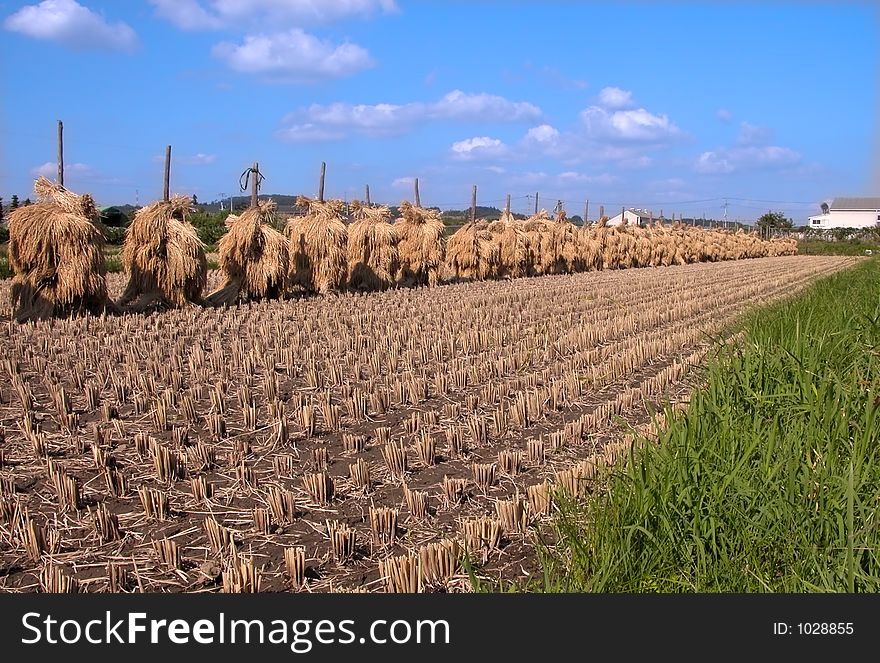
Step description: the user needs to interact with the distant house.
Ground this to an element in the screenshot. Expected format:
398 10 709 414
807 198 880 230
606 208 654 227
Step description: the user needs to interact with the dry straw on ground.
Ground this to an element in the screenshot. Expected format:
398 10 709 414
207 200 289 306
286 196 348 294
347 201 399 291
395 201 445 287
7 177 113 322
118 195 207 311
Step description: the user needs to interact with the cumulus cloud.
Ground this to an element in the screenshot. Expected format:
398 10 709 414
213 29 373 81
450 136 507 160
31 161 93 179
524 124 560 144
580 106 682 143
277 90 543 141
391 176 416 188
150 0 397 30
736 121 773 147
4 0 138 52
598 86 634 110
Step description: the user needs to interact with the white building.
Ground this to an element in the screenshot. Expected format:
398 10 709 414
807 198 880 230
606 208 654 227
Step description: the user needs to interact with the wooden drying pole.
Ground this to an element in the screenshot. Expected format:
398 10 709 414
584 200 589 226
251 162 259 207
505 194 511 214
534 192 539 215
414 178 421 207
163 145 172 202
365 184 371 206
318 161 326 203
57 120 64 187
471 185 477 223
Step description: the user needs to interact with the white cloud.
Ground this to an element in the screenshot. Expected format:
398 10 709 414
736 121 773 147
149 0 224 30
150 0 397 30
212 29 373 81
31 161 93 179
450 136 507 160
277 90 543 141
181 153 218 165
695 145 801 174
717 108 732 122
4 0 138 52
598 86 634 110
277 123 346 142
524 124 560 144
580 105 682 143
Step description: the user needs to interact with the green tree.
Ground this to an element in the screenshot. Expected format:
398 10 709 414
23 198 32 206
757 211 793 230
10 194 19 209
192 193 199 206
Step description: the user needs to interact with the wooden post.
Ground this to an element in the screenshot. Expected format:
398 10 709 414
621 206 625 224
505 194 511 214
471 185 477 223
584 200 589 226
534 192 539 215
556 199 562 215
318 161 326 202
414 178 421 208
659 209 663 221
649 211 653 226
599 205 604 219
365 184 371 206
57 120 64 187
163 145 171 202
251 162 258 207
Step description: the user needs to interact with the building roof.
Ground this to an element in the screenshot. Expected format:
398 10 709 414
831 197 880 211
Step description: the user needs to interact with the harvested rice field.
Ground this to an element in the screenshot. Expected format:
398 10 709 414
0 255 860 593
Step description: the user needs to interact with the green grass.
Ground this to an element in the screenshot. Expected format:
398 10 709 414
536 258 880 592
798 239 880 256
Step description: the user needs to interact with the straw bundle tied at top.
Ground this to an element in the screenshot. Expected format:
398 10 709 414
445 219 498 282
7 176 112 322
395 201 445 287
207 200 289 306
286 195 347 294
347 201 399 291
118 195 207 311
488 209 530 279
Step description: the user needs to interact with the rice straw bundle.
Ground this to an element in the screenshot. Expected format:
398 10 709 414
347 201 399 291
487 210 529 279
445 219 499 282
522 210 553 276
395 201 445 287
548 209 579 274
7 177 113 322
118 196 207 311
286 196 348 294
206 200 289 306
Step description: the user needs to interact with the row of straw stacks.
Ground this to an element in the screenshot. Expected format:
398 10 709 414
5 178 797 322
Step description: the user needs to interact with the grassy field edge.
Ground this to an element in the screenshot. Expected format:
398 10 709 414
531 257 880 592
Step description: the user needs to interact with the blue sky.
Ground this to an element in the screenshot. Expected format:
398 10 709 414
0 0 877 223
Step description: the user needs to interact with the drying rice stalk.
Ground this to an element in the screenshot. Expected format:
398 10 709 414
369 506 399 546
379 552 419 593
284 546 307 589
327 520 356 563
92 503 122 542
488 210 530 278
207 200 289 305
222 553 261 593
266 486 297 524
418 539 461 587
403 484 428 519
303 471 334 504
444 220 498 281
347 201 399 291
395 201 445 287
118 195 207 311
286 196 347 294
152 537 181 570
7 177 113 322
39 565 79 593
382 440 408 479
